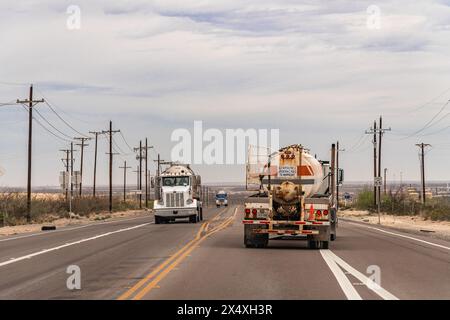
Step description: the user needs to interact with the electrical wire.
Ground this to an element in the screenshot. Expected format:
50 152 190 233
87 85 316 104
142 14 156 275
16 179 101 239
43 100 89 138
19 105 72 143
34 86 105 126
401 99 450 139
32 106 75 140
119 131 134 153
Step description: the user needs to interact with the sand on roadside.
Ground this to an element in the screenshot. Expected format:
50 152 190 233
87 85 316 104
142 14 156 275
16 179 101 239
0 210 152 237
339 209 450 241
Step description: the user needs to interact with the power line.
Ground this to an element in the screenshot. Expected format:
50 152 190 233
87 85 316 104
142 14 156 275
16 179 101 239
401 99 450 139
34 86 105 126
112 136 131 156
19 106 71 143
119 131 134 153
43 100 89 138
31 106 75 140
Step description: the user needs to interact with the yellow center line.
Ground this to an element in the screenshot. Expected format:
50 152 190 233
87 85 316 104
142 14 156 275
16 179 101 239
132 208 237 300
117 207 229 300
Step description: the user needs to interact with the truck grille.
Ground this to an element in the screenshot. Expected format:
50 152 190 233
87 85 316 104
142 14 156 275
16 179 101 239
165 192 185 207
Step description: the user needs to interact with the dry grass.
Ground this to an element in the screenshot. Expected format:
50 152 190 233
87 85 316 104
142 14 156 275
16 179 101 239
0 192 145 226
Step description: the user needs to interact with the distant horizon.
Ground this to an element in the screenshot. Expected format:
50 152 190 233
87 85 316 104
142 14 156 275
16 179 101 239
2 180 450 190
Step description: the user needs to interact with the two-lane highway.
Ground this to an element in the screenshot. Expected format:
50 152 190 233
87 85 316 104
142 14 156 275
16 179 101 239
117 208 450 300
0 204 449 300
0 206 230 299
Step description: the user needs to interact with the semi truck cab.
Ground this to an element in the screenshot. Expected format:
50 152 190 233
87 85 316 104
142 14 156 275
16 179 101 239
153 165 203 224
215 191 228 207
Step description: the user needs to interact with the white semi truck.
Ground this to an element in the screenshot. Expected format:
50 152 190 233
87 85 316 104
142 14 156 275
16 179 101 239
153 164 203 224
243 144 342 249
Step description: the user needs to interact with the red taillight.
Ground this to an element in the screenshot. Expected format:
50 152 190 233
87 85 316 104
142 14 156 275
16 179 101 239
252 209 258 218
316 210 322 217
245 208 250 215
323 210 329 216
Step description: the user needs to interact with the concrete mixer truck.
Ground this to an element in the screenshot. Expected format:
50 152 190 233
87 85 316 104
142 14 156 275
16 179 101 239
243 144 342 249
153 164 203 224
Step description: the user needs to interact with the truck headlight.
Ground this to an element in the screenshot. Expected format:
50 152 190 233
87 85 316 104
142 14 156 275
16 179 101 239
186 199 193 205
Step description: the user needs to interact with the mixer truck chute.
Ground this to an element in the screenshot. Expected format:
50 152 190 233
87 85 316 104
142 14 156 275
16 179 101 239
243 144 339 249
153 164 203 224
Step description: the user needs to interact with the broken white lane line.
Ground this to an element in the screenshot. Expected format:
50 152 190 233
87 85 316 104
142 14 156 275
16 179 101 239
320 249 399 300
346 222 450 251
0 223 150 268
320 250 362 300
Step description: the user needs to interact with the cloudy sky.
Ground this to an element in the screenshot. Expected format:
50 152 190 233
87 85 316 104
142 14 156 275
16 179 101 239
1 0 450 187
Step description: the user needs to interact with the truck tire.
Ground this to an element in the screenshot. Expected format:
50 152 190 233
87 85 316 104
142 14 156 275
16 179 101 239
321 241 329 249
330 233 336 241
189 215 197 223
308 240 319 249
155 216 161 224
199 207 203 221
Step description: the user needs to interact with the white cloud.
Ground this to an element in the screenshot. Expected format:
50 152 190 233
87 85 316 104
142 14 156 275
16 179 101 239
1 0 450 186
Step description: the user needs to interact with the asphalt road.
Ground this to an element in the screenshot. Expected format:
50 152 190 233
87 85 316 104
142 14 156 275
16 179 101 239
0 204 449 300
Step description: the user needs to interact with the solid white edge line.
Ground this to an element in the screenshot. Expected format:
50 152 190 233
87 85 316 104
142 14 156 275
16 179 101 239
345 221 450 251
0 215 153 243
326 250 399 300
0 223 150 267
319 249 362 300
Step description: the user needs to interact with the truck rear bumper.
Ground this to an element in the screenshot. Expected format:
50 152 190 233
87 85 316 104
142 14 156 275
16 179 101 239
243 220 331 241
154 207 197 218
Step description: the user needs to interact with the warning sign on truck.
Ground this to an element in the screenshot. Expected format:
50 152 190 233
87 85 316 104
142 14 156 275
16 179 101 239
278 166 296 177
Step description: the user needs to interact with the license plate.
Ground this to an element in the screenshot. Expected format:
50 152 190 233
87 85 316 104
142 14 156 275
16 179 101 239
257 211 268 219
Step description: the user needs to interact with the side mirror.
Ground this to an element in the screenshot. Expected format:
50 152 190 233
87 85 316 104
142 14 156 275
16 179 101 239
151 177 155 189
196 175 201 185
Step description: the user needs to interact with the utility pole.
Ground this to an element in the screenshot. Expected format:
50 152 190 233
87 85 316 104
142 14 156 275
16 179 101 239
365 117 391 222
74 137 91 197
70 142 76 214
119 161 131 202
144 138 154 209
330 143 336 208
155 154 161 201
365 122 378 207
16 85 44 223
416 143 431 204
134 140 155 208
60 149 71 201
336 141 345 211
133 166 140 202
102 121 120 212
384 168 388 195
89 131 102 197
134 141 143 209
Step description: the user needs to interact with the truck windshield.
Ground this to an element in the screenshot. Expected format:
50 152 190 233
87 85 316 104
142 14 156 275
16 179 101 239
216 193 227 199
162 176 190 187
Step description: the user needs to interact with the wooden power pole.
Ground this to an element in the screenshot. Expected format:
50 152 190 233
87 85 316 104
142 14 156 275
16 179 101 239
16 84 44 223
330 143 336 208
416 143 431 204
74 137 91 196
119 161 131 202
102 121 120 212
89 131 102 197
